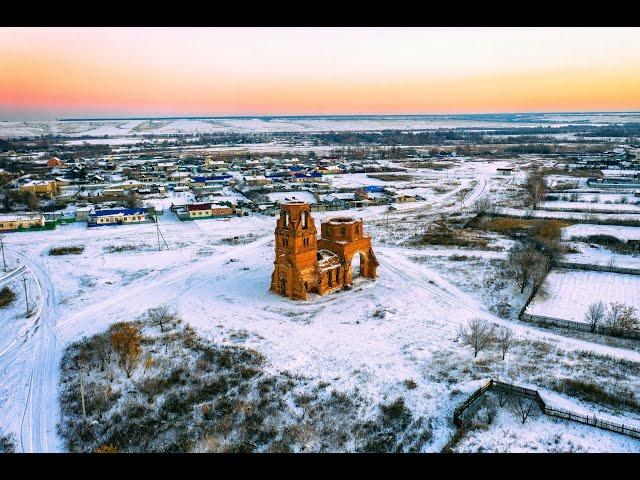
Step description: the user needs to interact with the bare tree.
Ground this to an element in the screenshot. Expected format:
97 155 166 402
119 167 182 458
496 389 510 407
529 256 550 298
531 219 566 266
507 247 549 294
524 170 547 209
509 397 538 424
585 301 605 333
604 302 639 336
146 304 178 333
459 318 495 358
125 190 139 209
90 334 112 372
496 327 515 361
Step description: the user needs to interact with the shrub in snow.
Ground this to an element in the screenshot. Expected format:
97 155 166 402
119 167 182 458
0 431 16 453
0 287 16 308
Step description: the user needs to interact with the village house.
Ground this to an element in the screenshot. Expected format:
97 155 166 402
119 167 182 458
19 180 58 199
292 172 323 183
74 206 94 221
46 157 63 168
496 167 514 176
319 192 369 209
175 202 235 221
0 212 46 232
318 165 343 175
87 207 148 227
270 202 378 300
244 175 273 187
391 193 418 203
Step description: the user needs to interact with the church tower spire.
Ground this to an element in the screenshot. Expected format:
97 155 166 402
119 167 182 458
270 201 318 299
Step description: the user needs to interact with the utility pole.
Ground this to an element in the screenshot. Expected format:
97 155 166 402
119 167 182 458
79 370 87 422
22 277 30 317
156 217 161 251
155 215 169 251
0 238 6 272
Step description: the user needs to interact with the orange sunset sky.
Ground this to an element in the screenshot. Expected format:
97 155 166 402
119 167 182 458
1 27 639 119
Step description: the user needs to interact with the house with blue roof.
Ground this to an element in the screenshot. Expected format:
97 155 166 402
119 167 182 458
292 172 323 183
88 207 149 227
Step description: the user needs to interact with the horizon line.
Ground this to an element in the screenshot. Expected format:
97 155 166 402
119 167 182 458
46 111 640 122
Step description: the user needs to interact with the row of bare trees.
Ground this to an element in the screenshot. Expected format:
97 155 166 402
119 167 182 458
585 301 639 336
458 318 516 360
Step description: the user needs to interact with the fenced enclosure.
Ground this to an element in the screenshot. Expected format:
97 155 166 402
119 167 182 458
453 379 640 440
521 312 640 340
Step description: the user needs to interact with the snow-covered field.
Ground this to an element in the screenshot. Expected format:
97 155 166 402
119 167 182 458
4 112 640 139
564 245 640 270
539 201 640 214
525 270 640 324
498 207 640 224
1 162 640 453
563 224 640 242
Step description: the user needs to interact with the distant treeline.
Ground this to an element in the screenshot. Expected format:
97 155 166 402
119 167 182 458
3 123 639 157
306 130 482 145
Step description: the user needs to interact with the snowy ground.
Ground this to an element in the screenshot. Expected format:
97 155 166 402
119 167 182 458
1 161 639 452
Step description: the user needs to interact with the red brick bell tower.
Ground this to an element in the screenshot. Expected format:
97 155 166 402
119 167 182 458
270 201 318 300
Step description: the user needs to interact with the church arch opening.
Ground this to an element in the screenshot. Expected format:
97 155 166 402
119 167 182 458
351 252 364 279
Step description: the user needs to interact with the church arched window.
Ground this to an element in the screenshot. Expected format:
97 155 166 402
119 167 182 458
285 212 290 227
302 211 308 229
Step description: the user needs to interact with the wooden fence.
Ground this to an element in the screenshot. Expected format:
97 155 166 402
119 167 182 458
539 206 640 215
558 261 640 276
521 312 640 340
453 380 493 427
453 379 640 440
489 210 640 227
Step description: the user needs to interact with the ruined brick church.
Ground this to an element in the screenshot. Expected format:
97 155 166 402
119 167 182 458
270 201 378 300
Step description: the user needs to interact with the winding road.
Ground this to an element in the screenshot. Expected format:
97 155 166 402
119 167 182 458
10 249 62 453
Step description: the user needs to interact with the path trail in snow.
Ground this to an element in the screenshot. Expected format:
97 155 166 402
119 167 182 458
9 246 62 453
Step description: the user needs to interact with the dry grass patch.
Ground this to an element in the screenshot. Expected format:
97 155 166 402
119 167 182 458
0 287 16 308
49 246 84 256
